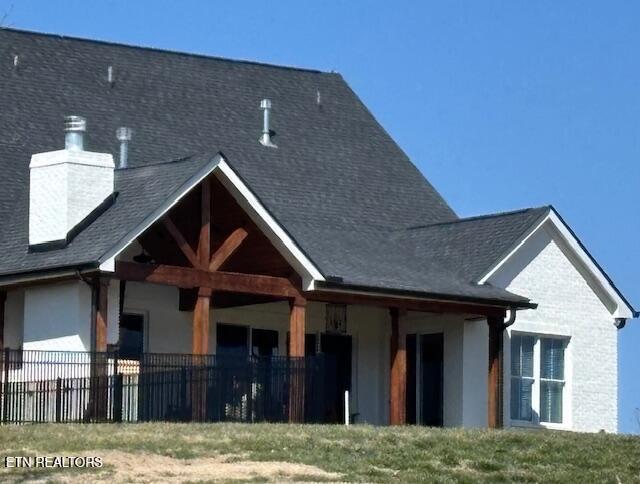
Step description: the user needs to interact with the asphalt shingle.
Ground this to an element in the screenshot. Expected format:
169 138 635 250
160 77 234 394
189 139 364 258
0 29 540 306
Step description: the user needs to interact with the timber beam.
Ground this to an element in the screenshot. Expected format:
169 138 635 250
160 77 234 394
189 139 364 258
162 216 200 268
115 261 302 300
210 227 249 271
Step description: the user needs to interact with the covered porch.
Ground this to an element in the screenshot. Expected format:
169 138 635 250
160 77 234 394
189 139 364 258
104 170 510 427
114 283 508 427
0 169 515 426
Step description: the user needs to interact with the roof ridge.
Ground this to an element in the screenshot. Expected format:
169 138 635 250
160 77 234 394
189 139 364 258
115 152 212 172
1 27 334 75
402 206 550 231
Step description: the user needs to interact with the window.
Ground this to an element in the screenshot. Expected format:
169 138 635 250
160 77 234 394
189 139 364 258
540 338 565 424
510 333 567 425
119 313 145 359
510 334 535 421
217 324 249 357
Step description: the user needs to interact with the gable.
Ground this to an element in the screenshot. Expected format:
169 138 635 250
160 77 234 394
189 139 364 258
484 211 636 320
98 155 325 290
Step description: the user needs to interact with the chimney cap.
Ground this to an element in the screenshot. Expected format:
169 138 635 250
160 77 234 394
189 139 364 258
64 115 86 133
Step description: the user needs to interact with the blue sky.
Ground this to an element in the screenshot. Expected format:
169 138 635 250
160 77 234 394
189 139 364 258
2 0 638 432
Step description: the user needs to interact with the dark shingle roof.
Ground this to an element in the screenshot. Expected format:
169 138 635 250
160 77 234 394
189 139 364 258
0 28 537 306
397 207 551 283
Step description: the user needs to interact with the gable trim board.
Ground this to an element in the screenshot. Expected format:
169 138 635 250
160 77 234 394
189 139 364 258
479 207 637 320
97 154 223 272
215 157 325 290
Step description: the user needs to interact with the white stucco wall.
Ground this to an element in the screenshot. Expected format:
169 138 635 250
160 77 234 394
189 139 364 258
481 225 619 433
461 319 488 428
23 281 93 351
16 279 119 352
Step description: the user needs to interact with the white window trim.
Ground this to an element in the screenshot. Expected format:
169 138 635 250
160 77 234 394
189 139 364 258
509 331 572 430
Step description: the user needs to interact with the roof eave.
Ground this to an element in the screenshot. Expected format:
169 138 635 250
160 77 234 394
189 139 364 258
0 262 100 288
313 279 537 311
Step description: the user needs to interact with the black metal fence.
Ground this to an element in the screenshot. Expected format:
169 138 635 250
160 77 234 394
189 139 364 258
0 349 335 424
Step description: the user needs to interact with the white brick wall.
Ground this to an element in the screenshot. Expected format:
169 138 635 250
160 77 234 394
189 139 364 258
490 225 618 432
29 149 114 246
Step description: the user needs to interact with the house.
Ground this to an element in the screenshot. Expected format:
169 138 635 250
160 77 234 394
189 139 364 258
0 28 636 431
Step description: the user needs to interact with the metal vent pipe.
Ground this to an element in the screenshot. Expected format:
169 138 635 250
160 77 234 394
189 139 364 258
259 99 277 148
64 115 86 151
116 127 133 169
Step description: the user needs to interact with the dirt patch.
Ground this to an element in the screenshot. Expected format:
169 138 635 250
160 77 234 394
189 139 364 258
4 450 342 483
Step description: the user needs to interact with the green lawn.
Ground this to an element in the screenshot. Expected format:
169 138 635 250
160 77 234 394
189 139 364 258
0 423 639 483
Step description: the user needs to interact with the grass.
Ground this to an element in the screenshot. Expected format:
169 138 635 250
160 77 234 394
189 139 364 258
0 423 638 482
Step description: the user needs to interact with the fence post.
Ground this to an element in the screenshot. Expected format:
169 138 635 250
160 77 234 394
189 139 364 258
55 378 62 423
2 348 10 423
180 368 187 421
113 373 123 423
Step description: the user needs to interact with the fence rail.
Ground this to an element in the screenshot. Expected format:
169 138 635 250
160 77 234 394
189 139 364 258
0 349 334 424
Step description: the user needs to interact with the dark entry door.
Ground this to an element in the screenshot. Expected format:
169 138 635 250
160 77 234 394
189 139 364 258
321 334 352 423
420 333 444 427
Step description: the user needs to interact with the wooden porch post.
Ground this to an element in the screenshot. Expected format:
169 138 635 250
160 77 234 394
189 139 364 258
94 278 109 353
192 288 211 355
289 299 306 358
89 277 109 421
389 307 406 425
288 298 306 423
0 291 6 351
487 315 504 429
192 179 212 421
192 178 212 355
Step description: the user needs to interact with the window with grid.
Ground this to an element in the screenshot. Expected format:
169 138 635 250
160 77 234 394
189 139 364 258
510 333 568 425
540 338 565 424
510 334 535 421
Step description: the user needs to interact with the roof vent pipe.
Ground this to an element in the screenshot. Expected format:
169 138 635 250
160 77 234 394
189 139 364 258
116 127 133 169
107 65 115 87
259 98 277 148
64 115 86 151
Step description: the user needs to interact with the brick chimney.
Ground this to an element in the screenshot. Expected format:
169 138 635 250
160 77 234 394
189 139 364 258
28 116 115 247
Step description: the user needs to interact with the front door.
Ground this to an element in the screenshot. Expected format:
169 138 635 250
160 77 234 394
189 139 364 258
420 333 444 427
321 333 352 423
